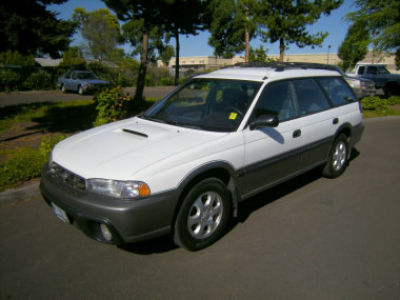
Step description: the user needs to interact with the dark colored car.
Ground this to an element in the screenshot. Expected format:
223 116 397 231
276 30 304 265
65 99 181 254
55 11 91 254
58 70 109 95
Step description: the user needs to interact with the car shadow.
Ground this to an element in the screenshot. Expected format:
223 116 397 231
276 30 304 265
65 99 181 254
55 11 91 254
118 234 178 255
118 148 360 255
30 102 97 133
230 147 360 228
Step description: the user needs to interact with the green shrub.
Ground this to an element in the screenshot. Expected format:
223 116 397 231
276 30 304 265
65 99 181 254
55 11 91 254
387 96 400 105
22 69 54 90
0 148 46 191
0 50 36 67
160 77 174 86
361 96 389 111
39 134 69 157
0 69 21 91
93 86 132 126
0 134 68 191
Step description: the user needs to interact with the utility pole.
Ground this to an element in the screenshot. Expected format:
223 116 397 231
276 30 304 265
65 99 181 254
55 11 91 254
327 45 331 64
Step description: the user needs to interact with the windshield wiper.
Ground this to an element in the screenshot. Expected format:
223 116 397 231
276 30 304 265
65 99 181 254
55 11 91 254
139 115 202 130
164 120 202 129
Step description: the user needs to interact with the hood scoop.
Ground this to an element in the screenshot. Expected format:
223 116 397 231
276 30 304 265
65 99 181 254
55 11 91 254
122 128 148 138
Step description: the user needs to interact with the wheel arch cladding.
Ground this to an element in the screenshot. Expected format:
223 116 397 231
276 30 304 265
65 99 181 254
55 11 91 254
336 123 352 139
172 162 240 228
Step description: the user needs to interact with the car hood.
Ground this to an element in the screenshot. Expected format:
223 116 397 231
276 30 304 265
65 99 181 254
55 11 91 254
51 117 225 180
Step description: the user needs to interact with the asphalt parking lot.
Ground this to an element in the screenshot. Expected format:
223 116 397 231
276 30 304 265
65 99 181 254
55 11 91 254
0 117 399 299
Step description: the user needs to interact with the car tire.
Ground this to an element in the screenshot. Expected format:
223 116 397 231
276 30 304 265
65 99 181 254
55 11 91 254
174 178 232 251
322 134 349 178
384 83 400 98
78 85 84 95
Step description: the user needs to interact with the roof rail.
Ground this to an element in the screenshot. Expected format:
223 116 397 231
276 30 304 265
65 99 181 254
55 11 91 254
232 61 339 72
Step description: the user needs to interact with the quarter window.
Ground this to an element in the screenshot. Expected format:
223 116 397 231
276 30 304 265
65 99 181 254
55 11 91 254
292 79 330 115
318 77 356 106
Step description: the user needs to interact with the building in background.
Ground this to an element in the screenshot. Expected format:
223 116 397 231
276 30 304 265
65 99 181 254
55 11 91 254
163 51 399 74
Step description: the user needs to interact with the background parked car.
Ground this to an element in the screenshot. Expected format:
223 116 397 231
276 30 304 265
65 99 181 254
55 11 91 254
348 63 400 97
58 70 109 94
330 65 376 99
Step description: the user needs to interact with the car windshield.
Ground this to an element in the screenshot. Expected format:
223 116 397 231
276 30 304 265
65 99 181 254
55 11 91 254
77 72 97 79
143 79 262 132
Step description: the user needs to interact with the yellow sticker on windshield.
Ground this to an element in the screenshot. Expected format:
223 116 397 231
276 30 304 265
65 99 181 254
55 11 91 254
229 112 238 120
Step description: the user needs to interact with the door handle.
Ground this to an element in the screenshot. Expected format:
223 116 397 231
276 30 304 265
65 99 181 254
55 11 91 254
293 129 301 138
333 118 339 125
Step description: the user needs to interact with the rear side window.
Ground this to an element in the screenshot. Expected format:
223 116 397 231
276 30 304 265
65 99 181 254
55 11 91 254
292 79 330 115
318 77 356 107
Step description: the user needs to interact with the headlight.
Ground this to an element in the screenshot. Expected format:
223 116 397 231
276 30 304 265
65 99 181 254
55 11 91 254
86 179 151 199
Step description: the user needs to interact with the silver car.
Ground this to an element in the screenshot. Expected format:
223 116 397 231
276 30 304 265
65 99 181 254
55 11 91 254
58 70 109 95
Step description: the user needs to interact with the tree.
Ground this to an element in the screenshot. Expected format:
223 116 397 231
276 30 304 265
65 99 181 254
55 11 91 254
205 0 257 60
121 19 167 64
248 45 277 62
346 0 400 65
162 0 204 85
0 0 75 58
60 47 86 69
159 45 175 67
256 0 342 62
396 49 400 70
338 21 369 71
73 8 123 61
103 0 170 104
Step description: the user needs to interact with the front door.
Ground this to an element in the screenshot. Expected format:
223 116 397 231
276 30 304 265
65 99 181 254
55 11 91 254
240 80 303 199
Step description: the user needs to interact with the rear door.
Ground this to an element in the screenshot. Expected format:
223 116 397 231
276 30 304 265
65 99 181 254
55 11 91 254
291 78 336 169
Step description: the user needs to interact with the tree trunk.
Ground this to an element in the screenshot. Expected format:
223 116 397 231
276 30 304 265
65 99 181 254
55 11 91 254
279 39 285 62
174 28 180 86
245 26 249 63
135 29 149 105
245 7 249 63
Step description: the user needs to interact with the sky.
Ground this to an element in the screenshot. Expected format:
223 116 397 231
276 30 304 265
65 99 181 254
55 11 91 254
48 0 358 58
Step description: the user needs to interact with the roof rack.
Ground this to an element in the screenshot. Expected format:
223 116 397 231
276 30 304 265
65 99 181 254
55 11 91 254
232 61 339 72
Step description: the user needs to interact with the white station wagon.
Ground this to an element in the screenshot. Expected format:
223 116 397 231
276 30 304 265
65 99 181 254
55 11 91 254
40 63 364 251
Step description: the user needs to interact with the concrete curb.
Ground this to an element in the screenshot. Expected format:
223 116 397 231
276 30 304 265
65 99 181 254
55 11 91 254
0 180 40 205
363 116 400 123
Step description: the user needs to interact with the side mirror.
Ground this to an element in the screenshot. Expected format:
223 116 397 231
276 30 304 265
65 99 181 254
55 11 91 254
249 114 279 130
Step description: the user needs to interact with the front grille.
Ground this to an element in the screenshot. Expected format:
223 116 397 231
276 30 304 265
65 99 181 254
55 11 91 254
49 162 86 191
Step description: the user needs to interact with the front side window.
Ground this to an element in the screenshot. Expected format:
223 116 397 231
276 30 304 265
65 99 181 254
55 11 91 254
251 80 298 122
144 79 262 132
318 77 356 106
293 79 330 115
367 67 378 75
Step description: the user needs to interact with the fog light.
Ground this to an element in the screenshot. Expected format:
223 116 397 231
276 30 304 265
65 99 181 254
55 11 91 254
100 224 113 242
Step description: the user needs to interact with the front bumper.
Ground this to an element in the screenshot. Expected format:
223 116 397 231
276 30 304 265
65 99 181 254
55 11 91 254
40 164 179 244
